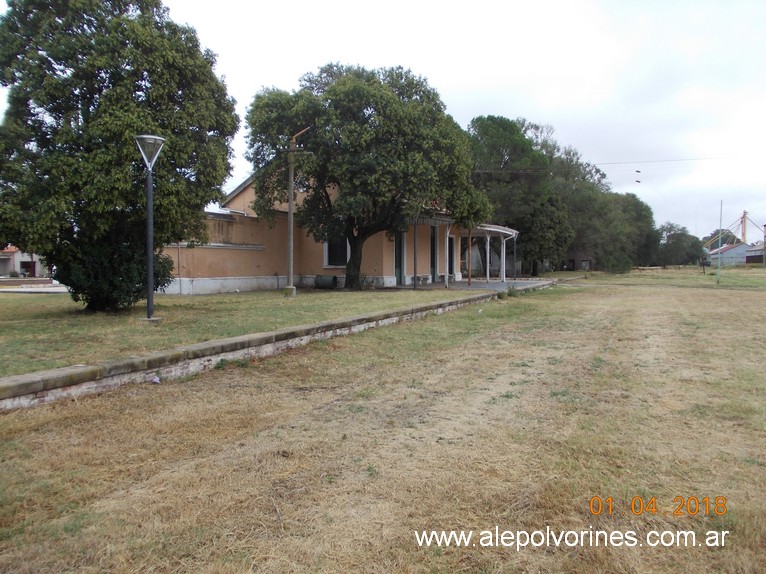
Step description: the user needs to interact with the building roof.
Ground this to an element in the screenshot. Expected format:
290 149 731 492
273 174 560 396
219 175 520 237
708 243 748 256
222 175 255 207
460 223 519 239
476 223 519 239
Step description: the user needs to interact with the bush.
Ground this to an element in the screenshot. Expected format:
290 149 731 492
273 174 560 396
52 222 174 311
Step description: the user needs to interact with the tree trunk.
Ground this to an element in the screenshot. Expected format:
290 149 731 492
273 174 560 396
344 234 365 289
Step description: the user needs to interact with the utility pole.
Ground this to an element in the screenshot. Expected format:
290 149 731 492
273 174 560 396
716 201 722 285
286 127 311 297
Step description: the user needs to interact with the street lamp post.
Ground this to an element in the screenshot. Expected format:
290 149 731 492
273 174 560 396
135 135 165 319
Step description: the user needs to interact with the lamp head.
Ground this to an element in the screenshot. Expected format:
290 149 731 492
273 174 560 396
135 135 165 170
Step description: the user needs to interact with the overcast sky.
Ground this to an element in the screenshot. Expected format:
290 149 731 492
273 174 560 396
2 0 765 240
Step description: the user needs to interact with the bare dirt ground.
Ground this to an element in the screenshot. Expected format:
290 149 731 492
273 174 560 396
1 281 764 573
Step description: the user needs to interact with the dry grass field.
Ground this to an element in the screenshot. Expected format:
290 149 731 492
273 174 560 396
1 269 765 573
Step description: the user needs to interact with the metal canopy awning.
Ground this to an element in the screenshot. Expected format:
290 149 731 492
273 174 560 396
461 223 519 239
402 217 519 287
461 223 520 283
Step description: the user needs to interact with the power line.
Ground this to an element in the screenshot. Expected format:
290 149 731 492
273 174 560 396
594 156 727 166
474 156 733 177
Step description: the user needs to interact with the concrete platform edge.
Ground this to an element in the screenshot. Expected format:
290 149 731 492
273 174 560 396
0 292 499 411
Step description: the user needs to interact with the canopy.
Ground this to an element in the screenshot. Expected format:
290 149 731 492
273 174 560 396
461 224 520 282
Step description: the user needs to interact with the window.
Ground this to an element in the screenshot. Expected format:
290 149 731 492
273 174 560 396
325 237 349 267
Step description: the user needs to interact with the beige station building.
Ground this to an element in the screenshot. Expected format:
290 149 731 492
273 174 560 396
165 176 518 294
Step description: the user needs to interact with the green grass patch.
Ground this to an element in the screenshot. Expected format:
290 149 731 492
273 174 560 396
0 289 490 377
581 265 766 289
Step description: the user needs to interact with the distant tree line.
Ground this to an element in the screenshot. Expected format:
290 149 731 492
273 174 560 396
467 115 705 274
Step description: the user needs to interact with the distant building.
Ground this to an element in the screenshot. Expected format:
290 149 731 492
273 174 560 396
0 246 48 277
708 243 749 266
566 250 595 272
163 176 518 294
745 241 764 265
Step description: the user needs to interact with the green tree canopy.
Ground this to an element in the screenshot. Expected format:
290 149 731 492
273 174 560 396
0 0 238 310
468 115 573 275
520 124 658 272
246 63 488 289
658 222 704 266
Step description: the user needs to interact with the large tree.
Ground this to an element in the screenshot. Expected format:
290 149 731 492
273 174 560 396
658 222 704 266
0 0 238 310
246 64 488 289
468 115 573 275
524 127 658 272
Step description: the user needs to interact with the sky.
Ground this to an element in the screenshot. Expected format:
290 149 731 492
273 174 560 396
2 0 765 241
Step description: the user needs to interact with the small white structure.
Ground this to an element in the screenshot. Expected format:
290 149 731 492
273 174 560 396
462 224 520 281
0 245 49 277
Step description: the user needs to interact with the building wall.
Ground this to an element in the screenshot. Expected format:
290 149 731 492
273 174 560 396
0 248 14 276
212 178 471 289
163 211 465 293
409 224 432 278
566 250 594 272
373 224 462 286
709 244 750 267
0 246 48 277
165 212 287 294
745 242 764 264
